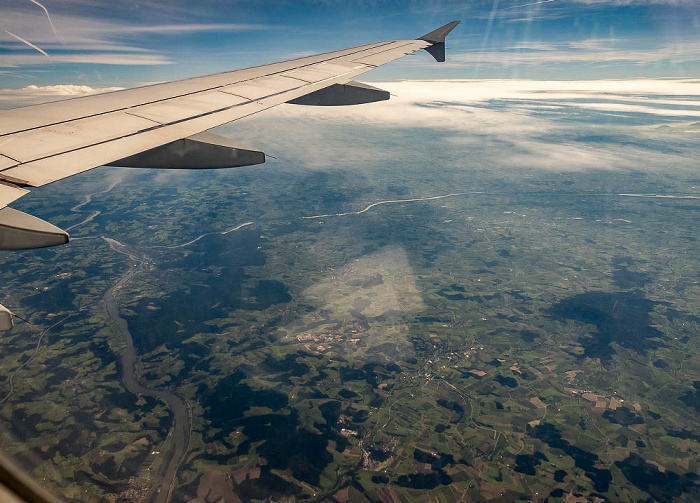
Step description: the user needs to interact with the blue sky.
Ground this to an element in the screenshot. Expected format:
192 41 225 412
0 0 699 91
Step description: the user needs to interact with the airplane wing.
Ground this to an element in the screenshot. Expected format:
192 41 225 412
0 21 458 247
0 21 459 327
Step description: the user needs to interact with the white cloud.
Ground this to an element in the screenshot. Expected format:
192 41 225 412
500 136 686 171
508 41 560 51
567 38 626 51
0 84 123 106
98 23 266 34
496 0 699 20
448 40 700 66
19 84 123 95
276 79 700 124
0 53 172 68
240 79 700 173
2 79 698 175
476 1 698 26
569 0 698 5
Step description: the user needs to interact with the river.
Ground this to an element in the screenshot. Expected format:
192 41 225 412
102 238 191 503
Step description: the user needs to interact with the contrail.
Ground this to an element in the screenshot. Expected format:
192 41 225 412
27 0 63 43
3 29 49 57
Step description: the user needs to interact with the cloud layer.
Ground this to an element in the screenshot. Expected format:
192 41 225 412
0 84 123 106
1 78 698 176
228 78 700 173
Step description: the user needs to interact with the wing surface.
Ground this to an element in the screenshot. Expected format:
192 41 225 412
0 40 434 189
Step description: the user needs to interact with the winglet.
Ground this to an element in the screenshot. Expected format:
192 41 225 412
418 20 460 62
419 21 461 44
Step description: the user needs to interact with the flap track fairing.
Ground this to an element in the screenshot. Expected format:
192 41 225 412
0 207 69 250
287 81 390 106
107 132 265 169
0 304 12 331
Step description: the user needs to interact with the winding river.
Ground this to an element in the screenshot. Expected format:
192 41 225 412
102 238 191 503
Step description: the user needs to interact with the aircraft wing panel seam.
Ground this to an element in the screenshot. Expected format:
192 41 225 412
0 105 252 172
0 154 20 167
348 40 428 62
0 122 166 176
124 100 253 127
0 82 330 175
161 41 387 83
124 111 171 125
217 91 252 101
284 75 315 84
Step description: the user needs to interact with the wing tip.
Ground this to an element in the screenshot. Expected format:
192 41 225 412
418 21 460 63
418 20 461 44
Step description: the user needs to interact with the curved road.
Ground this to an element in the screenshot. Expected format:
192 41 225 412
103 238 191 503
300 192 480 219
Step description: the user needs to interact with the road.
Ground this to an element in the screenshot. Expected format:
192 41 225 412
152 221 254 249
300 192 480 219
103 238 191 503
